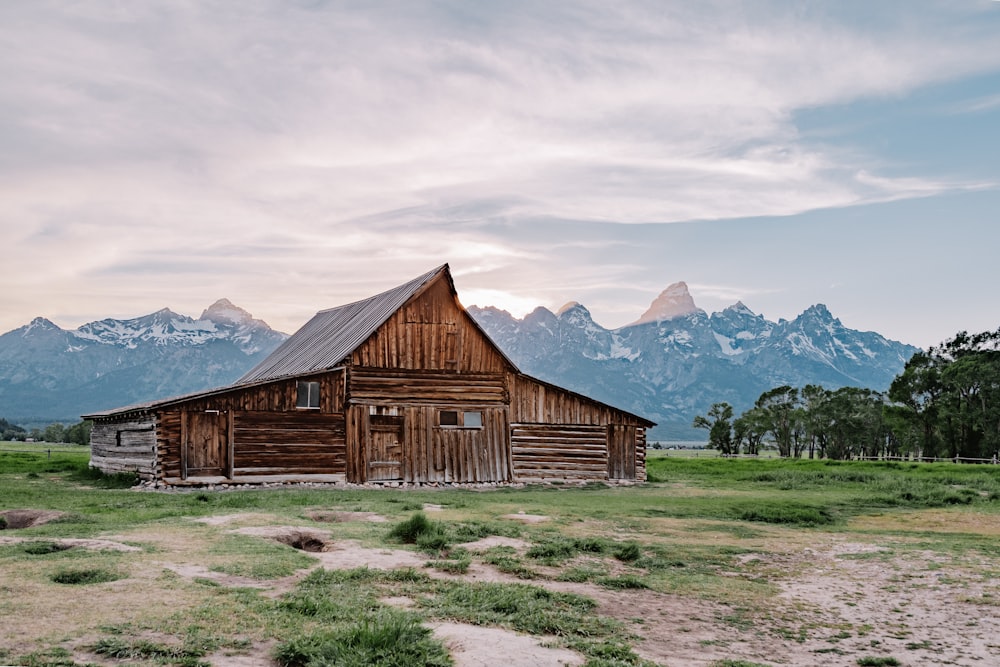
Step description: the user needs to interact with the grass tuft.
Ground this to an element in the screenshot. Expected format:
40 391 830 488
274 611 451 667
23 541 72 555
389 512 450 553
50 567 121 585
732 502 834 526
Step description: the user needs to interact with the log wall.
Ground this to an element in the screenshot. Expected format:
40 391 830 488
509 374 648 481
510 423 608 481
232 411 346 476
156 370 346 481
349 367 507 405
89 417 157 479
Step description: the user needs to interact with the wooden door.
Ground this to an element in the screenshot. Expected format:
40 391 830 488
607 424 636 480
368 415 404 481
182 410 230 478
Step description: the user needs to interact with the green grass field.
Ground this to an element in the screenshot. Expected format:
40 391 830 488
2 443 999 667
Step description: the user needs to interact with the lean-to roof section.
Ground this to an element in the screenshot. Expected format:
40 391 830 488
237 264 450 384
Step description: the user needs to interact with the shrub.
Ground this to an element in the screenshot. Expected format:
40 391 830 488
613 542 642 562
389 512 446 547
856 657 901 667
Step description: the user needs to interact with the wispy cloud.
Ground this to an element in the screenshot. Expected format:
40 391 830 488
1 1 999 346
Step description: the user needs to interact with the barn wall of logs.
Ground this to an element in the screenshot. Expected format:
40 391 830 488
152 371 347 482
89 417 158 480
509 374 647 482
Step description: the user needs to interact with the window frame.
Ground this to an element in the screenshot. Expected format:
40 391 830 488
437 409 483 429
296 380 321 409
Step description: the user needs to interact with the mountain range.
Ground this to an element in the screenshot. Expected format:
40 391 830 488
0 299 288 426
468 282 919 439
0 285 919 438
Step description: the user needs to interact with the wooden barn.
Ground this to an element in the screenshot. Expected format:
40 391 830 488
86 265 654 486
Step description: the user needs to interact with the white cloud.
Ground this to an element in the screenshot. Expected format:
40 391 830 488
1 1 999 345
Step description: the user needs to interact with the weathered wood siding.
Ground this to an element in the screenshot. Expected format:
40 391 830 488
232 411 346 476
509 374 647 481
349 368 507 405
607 424 637 480
345 401 511 484
89 417 157 479
510 423 608 481
157 371 346 481
351 277 510 373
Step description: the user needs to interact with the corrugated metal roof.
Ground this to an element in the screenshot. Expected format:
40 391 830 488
237 264 450 384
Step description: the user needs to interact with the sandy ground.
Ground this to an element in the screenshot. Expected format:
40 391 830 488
4 509 999 666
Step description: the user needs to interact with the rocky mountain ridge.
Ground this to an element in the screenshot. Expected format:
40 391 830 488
469 282 919 439
0 300 288 425
1 285 920 439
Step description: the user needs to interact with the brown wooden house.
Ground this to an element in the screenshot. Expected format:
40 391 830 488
86 265 654 486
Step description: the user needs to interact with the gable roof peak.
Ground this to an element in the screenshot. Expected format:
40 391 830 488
237 264 454 384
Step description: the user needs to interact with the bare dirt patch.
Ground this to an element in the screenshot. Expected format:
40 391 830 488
430 622 584 667
501 512 550 523
307 510 388 523
0 509 65 529
311 539 429 571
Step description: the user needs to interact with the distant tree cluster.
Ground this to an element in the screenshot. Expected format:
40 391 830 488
0 418 27 441
694 328 1000 461
1 419 92 445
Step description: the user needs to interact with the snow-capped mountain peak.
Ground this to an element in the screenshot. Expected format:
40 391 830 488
726 301 756 316
556 301 583 316
22 317 61 336
200 298 255 326
469 288 919 440
0 302 290 423
628 281 700 326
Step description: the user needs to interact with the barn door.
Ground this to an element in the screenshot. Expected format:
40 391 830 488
182 410 230 479
607 424 636 480
368 415 404 481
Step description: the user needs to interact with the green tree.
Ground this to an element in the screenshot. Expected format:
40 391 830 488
64 420 93 446
43 422 66 443
799 384 832 459
0 418 27 441
693 402 736 456
889 329 1000 460
755 386 799 457
888 350 946 459
733 406 768 456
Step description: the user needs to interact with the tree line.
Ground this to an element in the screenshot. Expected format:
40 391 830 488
0 418 92 445
694 328 1000 461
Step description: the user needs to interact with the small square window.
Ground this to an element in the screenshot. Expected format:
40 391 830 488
296 381 320 409
439 410 459 426
463 411 482 428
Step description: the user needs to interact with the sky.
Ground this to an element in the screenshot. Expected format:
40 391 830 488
2 1 999 351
